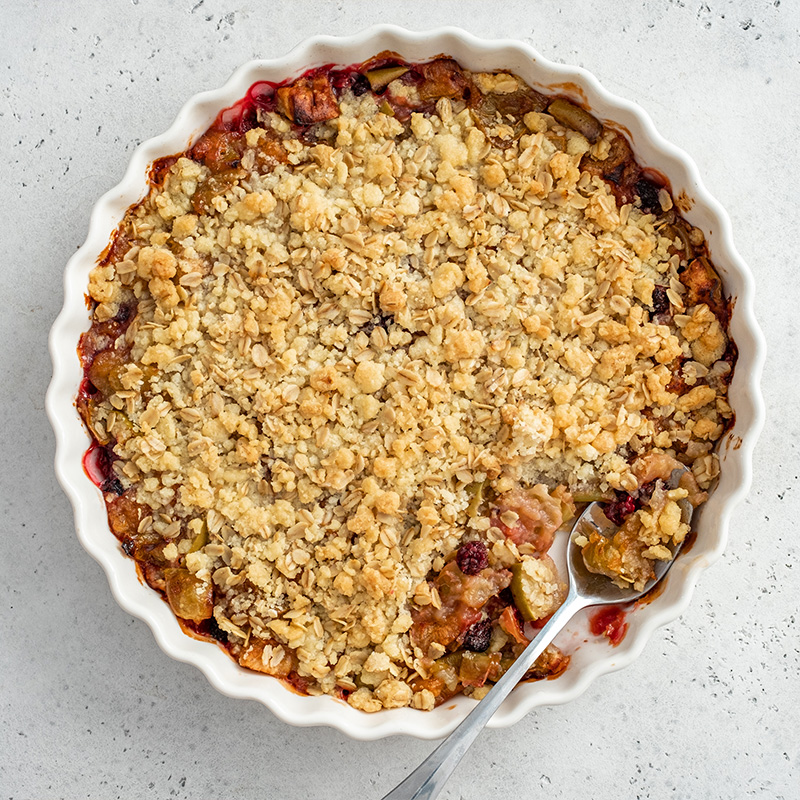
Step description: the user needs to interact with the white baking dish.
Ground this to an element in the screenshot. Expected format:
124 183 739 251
46 25 765 740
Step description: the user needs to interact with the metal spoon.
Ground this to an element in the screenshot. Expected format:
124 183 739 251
381 468 692 800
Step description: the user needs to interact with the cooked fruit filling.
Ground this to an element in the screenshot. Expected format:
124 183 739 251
77 54 735 711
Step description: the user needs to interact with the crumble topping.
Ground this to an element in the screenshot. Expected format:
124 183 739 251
79 58 734 710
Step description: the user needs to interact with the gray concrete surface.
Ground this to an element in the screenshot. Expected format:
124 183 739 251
1 1 798 797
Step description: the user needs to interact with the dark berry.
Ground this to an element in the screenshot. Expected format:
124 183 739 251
485 587 513 620
456 540 489 575
631 480 656 504
651 286 670 317
205 617 228 643
102 477 124 496
605 163 625 184
635 178 663 214
361 312 393 337
114 303 133 324
650 286 670 324
350 73 370 97
121 538 135 557
497 586 514 606
601 494 637 526
462 619 492 652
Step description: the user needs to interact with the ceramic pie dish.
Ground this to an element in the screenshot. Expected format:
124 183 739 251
46 25 765 740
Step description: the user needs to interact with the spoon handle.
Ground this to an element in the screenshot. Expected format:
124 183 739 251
380 592 588 800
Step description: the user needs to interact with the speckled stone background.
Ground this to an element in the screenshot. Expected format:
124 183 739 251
2 1 798 798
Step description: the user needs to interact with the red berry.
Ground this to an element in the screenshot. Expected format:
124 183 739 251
456 540 489 575
601 494 637 526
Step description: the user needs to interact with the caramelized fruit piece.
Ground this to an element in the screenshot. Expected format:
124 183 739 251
187 525 208 553
255 131 289 169
547 98 603 143
238 637 296 677
459 651 502 688
410 561 511 652
418 58 472 101
164 568 213 622
581 131 632 177
492 484 568 553
123 530 165 564
365 66 408 91
143 562 166 592
470 84 547 145
192 168 246 216
106 491 145 539
276 73 340 125
632 452 705 507
526 643 571 680
581 132 640 202
190 129 244 172
409 673 455 706
572 489 615 503
682 257 725 318
88 349 126 396
465 480 486 517
498 606 529 645
412 654 464 705
581 523 655 589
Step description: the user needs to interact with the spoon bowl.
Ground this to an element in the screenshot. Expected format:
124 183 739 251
567 466 693 604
